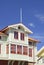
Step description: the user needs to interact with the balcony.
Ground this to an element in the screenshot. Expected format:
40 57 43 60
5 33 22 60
6 44 30 61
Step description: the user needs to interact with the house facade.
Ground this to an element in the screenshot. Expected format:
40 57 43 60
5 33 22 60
35 46 44 65
0 23 39 65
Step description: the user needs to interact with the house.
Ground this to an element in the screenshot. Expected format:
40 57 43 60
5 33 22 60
28 37 39 65
35 46 44 65
0 23 39 65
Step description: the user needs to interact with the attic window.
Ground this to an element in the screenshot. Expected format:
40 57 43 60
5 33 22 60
18 26 21 29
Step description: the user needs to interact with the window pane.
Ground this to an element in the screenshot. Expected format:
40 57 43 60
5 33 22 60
14 31 18 39
29 42 32 45
6 44 9 54
11 44 16 54
29 48 32 57
23 46 28 55
20 33 24 40
17 45 22 54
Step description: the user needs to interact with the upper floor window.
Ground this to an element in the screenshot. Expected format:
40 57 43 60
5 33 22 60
29 42 32 45
20 33 24 40
17 45 22 54
14 31 18 39
0 36 1 39
11 44 16 54
0 44 1 54
6 44 9 54
23 46 28 55
29 48 32 57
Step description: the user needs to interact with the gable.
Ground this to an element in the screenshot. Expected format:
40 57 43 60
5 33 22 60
8 23 33 34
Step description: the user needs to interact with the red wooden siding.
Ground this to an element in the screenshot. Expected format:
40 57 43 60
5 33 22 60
13 61 18 65
0 60 8 65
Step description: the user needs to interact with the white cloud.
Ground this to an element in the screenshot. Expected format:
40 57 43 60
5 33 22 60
35 14 44 23
29 23 35 28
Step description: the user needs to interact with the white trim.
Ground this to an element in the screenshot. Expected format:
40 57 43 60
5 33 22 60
8 23 33 34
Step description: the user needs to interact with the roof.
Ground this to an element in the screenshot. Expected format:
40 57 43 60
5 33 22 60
37 46 44 57
28 37 40 43
1 23 33 34
0 31 7 36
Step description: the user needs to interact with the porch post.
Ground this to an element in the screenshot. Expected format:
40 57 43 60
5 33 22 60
8 60 11 65
18 61 21 65
22 61 25 65
12 61 15 65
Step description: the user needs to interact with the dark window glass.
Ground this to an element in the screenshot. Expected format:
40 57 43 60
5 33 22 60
29 42 32 45
20 33 24 40
11 44 16 54
23 46 28 55
17 45 22 54
29 48 32 57
14 31 18 39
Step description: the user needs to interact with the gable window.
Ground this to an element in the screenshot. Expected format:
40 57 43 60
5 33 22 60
29 48 32 57
0 44 1 54
23 46 28 55
14 31 18 39
20 33 24 40
17 45 22 54
11 44 16 54
6 44 9 54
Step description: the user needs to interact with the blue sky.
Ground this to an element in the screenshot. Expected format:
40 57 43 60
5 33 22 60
0 0 44 50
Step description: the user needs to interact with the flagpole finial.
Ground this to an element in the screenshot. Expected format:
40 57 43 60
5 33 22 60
20 8 22 23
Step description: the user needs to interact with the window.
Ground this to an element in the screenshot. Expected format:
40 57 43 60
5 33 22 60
23 46 28 55
20 33 24 40
0 44 1 54
14 31 18 39
29 48 32 57
29 42 32 45
0 36 1 39
11 44 16 54
17 45 22 54
6 44 9 54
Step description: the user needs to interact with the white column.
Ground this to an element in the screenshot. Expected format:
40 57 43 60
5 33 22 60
9 44 10 57
22 62 25 65
22 45 23 55
28 46 29 56
8 60 11 65
12 61 15 65
16 45 17 54
18 61 21 65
